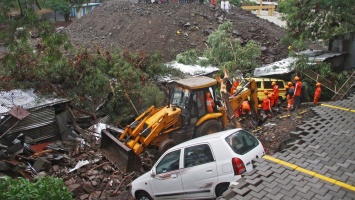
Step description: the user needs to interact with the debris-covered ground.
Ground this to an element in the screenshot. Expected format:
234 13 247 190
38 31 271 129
0 102 315 200
0 1 317 199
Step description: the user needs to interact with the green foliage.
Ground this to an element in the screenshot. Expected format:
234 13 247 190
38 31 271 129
278 0 355 42
0 176 73 200
43 0 71 15
0 2 169 125
205 21 261 77
176 49 200 65
176 21 260 78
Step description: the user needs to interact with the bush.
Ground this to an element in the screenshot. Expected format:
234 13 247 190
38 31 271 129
0 176 73 200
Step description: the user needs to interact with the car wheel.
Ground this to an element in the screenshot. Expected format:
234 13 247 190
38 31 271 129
158 139 176 155
194 119 221 138
215 183 229 197
136 191 153 200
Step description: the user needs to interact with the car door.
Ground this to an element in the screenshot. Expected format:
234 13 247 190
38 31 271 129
180 144 217 199
149 149 184 199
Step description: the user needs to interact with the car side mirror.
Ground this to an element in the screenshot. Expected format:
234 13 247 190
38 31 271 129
150 168 156 177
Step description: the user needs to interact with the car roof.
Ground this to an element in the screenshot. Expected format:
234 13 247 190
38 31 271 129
170 128 244 150
252 77 286 82
174 76 217 90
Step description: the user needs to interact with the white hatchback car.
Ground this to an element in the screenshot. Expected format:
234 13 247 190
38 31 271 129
131 128 265 200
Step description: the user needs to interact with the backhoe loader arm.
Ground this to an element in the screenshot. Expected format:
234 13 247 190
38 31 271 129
229 78 259 118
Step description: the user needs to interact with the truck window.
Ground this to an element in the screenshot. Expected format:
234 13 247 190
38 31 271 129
276 81 284 88
156 150 181 174
263 81 273 89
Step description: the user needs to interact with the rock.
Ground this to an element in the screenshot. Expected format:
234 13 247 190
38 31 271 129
79 194 89 200
89 191 102 199
260 46 267 52
83 182 95 193
67 183 81 193
52 165 60 172
65 179 76 186
264 57 274 64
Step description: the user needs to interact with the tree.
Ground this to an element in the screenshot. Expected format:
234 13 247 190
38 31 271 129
0 0 170 126
279 0 355 42
176 21 261 78
43 0 71 21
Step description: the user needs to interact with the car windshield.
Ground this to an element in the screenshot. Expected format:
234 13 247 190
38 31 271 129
171 85 190 108
225 130 259 155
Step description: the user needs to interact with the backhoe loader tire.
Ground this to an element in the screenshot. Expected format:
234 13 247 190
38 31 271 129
158 139 177 155
194 120 221 138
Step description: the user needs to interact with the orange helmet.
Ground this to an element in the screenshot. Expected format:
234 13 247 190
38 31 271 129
316 82 321 87
263 90 269 95
285 85 289 89
271 81 276 86
206 92 211 98
294 76 300 81
288 81 293 86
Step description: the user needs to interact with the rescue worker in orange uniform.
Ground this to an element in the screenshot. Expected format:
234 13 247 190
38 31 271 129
272 81 279 107
262 94 272 116
284 86 293 111
241 100 251 115
293 76 302 110
206 92 215 113
230 78 239 97
313 82 321 105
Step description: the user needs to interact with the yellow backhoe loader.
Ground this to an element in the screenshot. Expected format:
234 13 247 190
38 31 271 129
100 76 258 172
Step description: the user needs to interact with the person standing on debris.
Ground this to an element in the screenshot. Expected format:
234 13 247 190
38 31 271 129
225 0 230 13
313 82 321 105
220 0 225 10
293 76 302 110
262 94 272 116
211 0 216 6
230 78 239 96
286 82 295 111
206 92 215 113
285 85 293 111
272 81 279 107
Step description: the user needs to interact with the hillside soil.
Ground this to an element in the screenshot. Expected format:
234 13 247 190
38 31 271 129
65 1 288 63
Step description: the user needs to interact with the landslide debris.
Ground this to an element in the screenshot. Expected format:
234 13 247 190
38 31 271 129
65 1 288 63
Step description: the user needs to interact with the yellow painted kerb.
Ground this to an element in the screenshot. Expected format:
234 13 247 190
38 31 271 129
321 103 355 113
263 155 355 191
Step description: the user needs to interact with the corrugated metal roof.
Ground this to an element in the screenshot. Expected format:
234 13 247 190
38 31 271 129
0 89 69 115
253 57 296 77
253 50 345 77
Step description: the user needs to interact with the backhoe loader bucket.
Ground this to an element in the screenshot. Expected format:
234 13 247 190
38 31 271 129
100 129 142 173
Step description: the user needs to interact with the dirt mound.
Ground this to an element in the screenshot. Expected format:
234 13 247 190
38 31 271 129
65 1 288 63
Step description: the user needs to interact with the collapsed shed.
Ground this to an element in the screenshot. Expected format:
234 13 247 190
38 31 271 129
0 89 71 151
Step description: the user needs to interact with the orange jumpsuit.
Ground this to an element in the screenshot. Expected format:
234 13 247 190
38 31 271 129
262 97 271 115
294 81 302 109
273 84 279 105
241 101 251 115
230 81 239 96
313 86 321 105
206 97 215 113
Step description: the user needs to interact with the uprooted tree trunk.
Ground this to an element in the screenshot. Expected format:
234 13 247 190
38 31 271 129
216 68 241 128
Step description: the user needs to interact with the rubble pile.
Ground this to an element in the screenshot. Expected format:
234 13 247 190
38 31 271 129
0 130 136 199
65 1 288 63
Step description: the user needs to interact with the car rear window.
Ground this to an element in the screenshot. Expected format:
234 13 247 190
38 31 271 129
225 130 259 155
